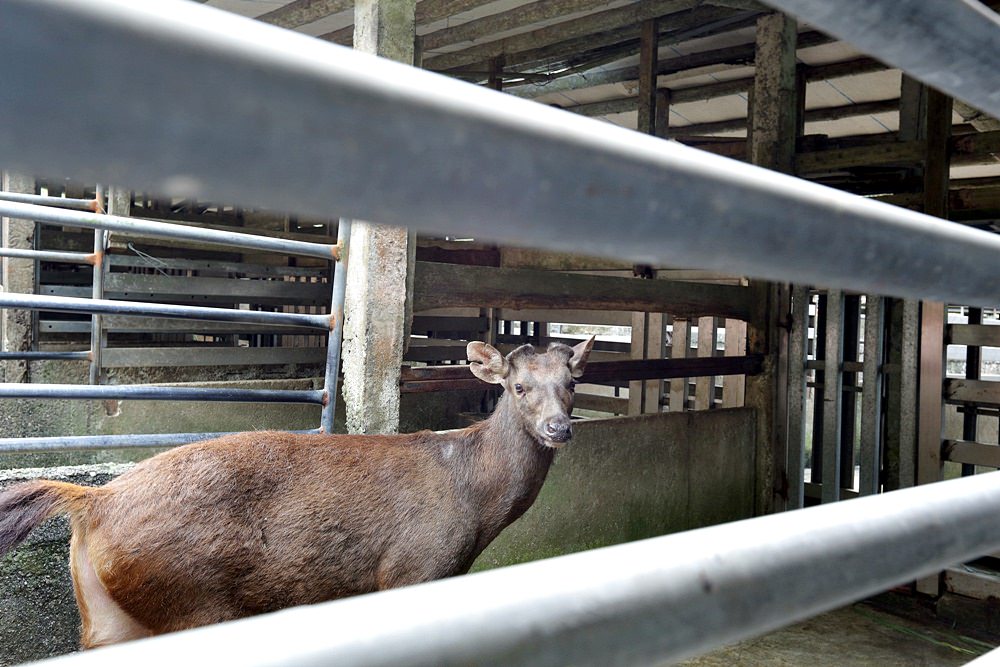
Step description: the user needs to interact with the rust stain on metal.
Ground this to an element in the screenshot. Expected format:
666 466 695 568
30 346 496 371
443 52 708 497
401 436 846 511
84 253 100 266
332 241 343 262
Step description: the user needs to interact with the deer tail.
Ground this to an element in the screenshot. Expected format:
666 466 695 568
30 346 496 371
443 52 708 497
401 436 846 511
0 480 94 558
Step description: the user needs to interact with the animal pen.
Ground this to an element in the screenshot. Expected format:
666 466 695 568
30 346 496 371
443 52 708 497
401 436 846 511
1 0 1000 664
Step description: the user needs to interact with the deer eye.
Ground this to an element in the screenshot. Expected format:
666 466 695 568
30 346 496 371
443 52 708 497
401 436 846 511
568 380 577 392
514 383 525 395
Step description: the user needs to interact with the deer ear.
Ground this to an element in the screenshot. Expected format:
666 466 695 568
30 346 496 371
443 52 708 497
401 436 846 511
568 336 595 378
467 341 509 385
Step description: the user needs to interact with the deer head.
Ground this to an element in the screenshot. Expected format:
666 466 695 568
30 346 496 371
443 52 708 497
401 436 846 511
467 337 595 448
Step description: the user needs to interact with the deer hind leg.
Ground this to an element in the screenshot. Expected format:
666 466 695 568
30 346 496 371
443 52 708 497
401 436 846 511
70 532 152 648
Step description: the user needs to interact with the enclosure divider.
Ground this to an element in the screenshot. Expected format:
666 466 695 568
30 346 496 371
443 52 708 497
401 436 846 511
858 295 884 496
820 289 844 503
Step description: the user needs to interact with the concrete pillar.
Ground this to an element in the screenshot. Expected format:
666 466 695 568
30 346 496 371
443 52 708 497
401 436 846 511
1 171 37 383
746 13 799 514
342 0 417 434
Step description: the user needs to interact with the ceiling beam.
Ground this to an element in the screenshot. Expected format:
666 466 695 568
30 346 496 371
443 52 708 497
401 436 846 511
509 29 831 98
423 0 700 71
321 0 502 45
256 0 352 29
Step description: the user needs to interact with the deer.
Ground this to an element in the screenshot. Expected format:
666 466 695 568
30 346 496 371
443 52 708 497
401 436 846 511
0 337 593 648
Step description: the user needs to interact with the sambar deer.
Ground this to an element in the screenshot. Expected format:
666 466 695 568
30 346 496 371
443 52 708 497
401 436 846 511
0 337 593 648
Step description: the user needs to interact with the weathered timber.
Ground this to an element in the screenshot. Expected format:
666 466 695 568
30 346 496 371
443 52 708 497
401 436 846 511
424 0 701 71
637 17 659 135
412 262 754 320
566 59 888 117
422 0 622 52
675 98 899 136
951 130 1000 166
509 30 831 98
489 5 751 73
400 355 765 393
322 0 499 44
256 0 352 29
946 380 1000 407
943 440 1000 468
794 141 924 174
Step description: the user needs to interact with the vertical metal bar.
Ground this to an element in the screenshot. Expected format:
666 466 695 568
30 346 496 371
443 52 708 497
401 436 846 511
88 185 106 384
822 289 844 503
840 294 860 488
669 320 689 411
811 292 828 482
786 285 809 509
963 307 983 476
859 295 884 496
320 218 351 433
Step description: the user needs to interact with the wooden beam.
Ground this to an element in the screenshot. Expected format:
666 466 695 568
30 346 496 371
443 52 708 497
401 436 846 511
509 30 831 98
421 0 622 52
946 379 1000 406
101 346 326 368
795 141 923 175
637 17 659 135
322 0 501 44
256 0 352 29
949 324 1000 347
943 440 1000 468
424 0 702 71
675 98 899 136
496 4 749 72
412 262 755 320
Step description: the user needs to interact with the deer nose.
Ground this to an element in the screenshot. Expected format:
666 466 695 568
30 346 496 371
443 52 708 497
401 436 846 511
545 419 572 441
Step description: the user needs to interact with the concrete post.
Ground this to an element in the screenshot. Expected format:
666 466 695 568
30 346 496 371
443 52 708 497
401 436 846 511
746 13 798 514
342 0 417 434
1 171 37 383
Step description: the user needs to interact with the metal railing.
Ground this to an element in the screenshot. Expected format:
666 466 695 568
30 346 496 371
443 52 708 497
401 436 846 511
0 192 350 451
0 0 999 664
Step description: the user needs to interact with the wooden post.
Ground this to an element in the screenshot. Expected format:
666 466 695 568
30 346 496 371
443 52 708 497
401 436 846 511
627 18 664 416
1 172 36 383
694 317 718 410
342 0 417 434
747 12 798 514
669 320 689 412
821 290 844 503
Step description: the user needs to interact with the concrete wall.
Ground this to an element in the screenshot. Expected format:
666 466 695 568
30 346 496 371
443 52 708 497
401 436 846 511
0 408 756 665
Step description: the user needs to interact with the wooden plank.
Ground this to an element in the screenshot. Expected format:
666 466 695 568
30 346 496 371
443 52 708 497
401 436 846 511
644 313 665 413
573 393 628 414
898 299 920 489
669 320 690 411
422 0 622 51
947 323 1000 347
424 0 701 71
945 379 1000 406
413 262 755 320
944 567 1000 601
821 289 844 503
695 316 717 410
322 0 503 44
795 141 924 174
859 295 884 496
961 308 983 477
256 0 351 29
629 312 647 416
401 355 764 383
943 440 1000 468
101 346 325 368
784 285 809 508
107 254 327 279
637 17 659 136
497 4 749 73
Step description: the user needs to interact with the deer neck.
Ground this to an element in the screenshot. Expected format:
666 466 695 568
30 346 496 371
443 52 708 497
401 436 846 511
457 393 556 545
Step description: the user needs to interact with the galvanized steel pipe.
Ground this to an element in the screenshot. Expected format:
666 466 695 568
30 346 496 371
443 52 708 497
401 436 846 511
0 383 324 404
31 471 1000 667
0 292 331 329
0 190 99 211
0 199 337 261
0 429 320 453
3 1 1000 306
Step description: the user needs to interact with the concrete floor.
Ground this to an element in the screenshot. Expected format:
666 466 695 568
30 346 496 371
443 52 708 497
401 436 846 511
680 599 995 667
